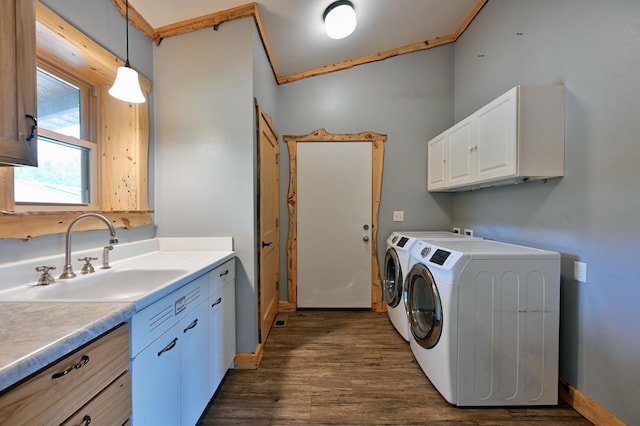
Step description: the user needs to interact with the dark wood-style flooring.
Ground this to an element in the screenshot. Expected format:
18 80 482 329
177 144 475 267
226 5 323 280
198 310 591 425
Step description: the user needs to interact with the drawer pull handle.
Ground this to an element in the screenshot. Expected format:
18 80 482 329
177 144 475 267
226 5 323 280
211 297 222 307
82 415 92 425
157 338 178 356
219 270 229 277
183 318 199 333
51 355 90 379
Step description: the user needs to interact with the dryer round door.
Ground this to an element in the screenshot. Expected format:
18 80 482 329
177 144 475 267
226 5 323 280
383 249 403 308
405 263 443 349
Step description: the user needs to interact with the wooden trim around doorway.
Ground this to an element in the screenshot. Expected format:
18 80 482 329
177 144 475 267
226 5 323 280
283 128 387 312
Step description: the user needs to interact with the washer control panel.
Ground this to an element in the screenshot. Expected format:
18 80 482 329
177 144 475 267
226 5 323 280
396 236 409 247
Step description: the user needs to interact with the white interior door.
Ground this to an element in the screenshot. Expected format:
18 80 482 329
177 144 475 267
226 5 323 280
297 142 372 308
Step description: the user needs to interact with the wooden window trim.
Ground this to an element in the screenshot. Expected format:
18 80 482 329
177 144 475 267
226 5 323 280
0 1 152 240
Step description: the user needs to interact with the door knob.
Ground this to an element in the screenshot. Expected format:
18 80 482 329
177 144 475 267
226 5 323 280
363 236 369 242
363 224 369 230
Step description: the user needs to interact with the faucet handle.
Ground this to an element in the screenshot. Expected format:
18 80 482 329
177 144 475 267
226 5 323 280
101 245 114 269
35 265 56 286
78 257 98 274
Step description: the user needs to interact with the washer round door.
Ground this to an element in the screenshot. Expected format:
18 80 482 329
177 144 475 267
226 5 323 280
383 249 403 308
405 263 443 349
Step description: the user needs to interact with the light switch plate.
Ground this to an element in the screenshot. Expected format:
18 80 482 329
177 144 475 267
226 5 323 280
574 261 587 283
393 211 404 222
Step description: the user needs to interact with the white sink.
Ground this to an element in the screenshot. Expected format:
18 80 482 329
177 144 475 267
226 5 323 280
0 238 235 310
0 268 190 302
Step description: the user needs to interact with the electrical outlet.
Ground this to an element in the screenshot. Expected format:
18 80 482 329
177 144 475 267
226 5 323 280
452 227 461 234
393 211 404 222
464 229 474 237
574 261 587 283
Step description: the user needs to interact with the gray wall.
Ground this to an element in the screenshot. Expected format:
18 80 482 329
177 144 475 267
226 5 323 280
41 0 153 79
0 0 155 265
276 46 455 298
153 19 260 354
453 0 640 422
253 27 279 126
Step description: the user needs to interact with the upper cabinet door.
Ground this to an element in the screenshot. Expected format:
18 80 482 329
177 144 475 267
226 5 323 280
474 86 517 183
0 0 37 166
447 119 475 187
427 132 447 190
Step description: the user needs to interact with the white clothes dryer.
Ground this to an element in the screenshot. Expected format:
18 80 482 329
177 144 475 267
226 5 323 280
404 239 560 406
383 231 481 341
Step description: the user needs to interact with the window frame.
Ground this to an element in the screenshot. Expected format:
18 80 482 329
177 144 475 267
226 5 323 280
14 63 100 212
14 128 100 211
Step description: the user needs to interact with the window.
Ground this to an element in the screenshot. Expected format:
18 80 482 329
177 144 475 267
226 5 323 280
14 68 98 209
0 1 151 240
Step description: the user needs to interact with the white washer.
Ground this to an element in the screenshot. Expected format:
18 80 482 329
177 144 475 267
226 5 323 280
383 231 480 341
404 239 560 406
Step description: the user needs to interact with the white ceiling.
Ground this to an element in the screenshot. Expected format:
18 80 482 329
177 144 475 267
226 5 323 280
129 0 481 77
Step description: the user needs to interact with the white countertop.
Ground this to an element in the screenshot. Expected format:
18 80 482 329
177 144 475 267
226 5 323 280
0 237 235 392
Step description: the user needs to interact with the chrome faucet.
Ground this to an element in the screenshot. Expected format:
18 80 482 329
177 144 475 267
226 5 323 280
60 213 118 279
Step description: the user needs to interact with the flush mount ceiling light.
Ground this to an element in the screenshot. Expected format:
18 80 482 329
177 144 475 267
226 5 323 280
109 0 145 103
323 0 357 40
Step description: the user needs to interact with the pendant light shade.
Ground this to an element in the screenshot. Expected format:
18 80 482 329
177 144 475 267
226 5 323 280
323 0 357 40
109 65 145 103
109 0 145 103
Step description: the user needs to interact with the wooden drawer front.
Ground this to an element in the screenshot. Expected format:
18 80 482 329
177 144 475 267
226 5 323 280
0 323 130 425
62 371 131 426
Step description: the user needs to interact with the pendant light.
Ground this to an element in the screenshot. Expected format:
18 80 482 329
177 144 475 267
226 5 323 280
323 0 357 40
109 0 145 103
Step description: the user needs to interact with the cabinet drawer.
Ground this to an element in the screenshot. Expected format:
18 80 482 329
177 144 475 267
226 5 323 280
131 273 208 357
0 323 129 425
62 371 131 426
210 259 235 294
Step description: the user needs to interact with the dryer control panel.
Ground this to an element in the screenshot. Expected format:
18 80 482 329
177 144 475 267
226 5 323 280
430 249 451 265
410 240 464 271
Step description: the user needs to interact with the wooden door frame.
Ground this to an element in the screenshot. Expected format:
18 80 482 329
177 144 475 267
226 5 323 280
283 128 387 312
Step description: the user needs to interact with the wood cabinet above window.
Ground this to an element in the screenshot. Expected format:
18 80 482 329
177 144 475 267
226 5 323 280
0 0 38 166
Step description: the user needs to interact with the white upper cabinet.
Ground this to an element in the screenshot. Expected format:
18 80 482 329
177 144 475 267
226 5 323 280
475 88 518 182
427 132 447 190
447 119 475 187
427 85 564 192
